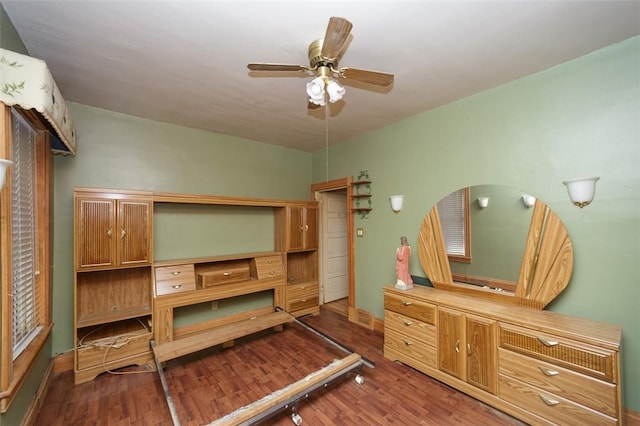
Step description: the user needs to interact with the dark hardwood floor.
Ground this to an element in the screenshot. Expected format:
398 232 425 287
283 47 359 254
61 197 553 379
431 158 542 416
35 308 525 425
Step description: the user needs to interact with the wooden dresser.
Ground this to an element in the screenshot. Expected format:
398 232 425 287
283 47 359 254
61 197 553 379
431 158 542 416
383 285 623 425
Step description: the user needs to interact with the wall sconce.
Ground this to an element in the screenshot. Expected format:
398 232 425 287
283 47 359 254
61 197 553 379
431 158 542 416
0 159 13 190
522 194 536 208
563 177 600 208
389 195 404 213
477 197 489 208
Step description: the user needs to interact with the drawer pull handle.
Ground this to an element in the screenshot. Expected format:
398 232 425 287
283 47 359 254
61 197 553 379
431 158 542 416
106 227 112 237
301 285 306 289
401 301 412 306
539 366 559 376
455 339 460 353
404 340 413 346
120 228 126 239
301 299 307 303
171 271 181 276
467 343 472 356
539 394 560 406
267 260 273 264
223 272 232 276
269 271 274 275
172 284 182 289
538 337 559 347
403 320 414 326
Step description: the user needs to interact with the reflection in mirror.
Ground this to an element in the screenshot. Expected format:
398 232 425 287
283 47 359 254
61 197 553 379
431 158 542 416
437 185 533 292
418 185 574 309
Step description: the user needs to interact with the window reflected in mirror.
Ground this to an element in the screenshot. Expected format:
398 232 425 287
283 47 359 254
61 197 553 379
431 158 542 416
436 187 470 263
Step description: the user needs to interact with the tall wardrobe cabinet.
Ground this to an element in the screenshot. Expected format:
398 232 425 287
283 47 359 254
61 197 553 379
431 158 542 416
73 188 154 384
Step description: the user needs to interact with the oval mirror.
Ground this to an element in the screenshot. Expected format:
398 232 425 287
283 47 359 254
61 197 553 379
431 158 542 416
417 185 574 309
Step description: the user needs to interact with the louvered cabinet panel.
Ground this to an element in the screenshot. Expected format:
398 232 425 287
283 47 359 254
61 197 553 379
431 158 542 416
438 307 466 380
76 198 116 269
466 314 497 394
118 200 152 266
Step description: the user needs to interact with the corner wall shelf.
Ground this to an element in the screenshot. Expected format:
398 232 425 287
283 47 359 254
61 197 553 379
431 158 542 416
351 170 372 219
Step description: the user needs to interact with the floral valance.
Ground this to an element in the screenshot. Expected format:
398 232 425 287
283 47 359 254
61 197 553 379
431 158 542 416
0 48 76 156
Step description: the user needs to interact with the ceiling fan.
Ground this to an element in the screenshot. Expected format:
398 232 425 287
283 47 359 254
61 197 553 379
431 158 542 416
247 17 394 106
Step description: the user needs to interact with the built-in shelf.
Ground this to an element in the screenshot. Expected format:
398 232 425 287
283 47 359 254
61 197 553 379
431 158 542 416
351 171 372 219
77 306 152 329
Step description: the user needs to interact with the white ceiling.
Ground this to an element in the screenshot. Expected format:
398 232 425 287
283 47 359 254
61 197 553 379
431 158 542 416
3 1 639 152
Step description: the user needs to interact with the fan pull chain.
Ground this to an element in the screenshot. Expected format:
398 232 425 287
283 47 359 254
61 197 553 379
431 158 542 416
325 103 329 182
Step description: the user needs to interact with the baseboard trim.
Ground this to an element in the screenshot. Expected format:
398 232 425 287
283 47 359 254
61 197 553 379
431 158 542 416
625 407 640 425
53 352 74 374
21 358 54 426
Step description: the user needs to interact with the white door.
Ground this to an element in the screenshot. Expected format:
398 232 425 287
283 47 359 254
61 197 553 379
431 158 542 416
321 191 348 303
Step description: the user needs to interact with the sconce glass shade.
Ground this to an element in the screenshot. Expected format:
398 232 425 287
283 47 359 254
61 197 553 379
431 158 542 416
389 195 404 213
522 194 536 208
0 159 13 190
563 177 600 208
478 197 489 208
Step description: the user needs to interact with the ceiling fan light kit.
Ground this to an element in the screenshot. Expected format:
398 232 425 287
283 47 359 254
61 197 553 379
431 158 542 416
248 17 394 105
306 74 345 106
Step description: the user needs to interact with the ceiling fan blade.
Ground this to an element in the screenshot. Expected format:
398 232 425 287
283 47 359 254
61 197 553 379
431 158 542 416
321 17 353 60
340 67 394 86
247 63 309 72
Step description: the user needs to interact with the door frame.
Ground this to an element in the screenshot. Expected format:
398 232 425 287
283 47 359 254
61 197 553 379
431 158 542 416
311 177 355 320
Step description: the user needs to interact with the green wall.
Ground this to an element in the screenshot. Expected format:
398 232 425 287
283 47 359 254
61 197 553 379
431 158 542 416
449 184 532 284
312 36 640 411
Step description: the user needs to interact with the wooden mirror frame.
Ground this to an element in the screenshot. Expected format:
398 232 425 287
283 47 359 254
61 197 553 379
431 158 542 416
418 198 574 309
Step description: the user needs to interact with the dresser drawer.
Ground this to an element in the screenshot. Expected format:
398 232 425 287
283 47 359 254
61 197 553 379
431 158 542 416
77 330 151 370
286 282 318 312
287 295 319 313
499 323 617 382
384 293 436 325
287 282 318 299
499 348 617 418
499 374 618 426
196 260 251 288
254 255 285 279
384 309 436 347
384 328 437 369
154 264 196 295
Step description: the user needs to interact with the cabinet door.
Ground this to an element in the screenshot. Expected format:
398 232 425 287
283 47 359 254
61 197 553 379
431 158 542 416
288 206 304 251
303 206 318 249
466 314 497 394
118 199 152 266
76 198 116 269
288 205 318 250
438 307 465 380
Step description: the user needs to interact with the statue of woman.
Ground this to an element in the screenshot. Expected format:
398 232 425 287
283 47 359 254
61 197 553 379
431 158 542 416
395 236 414 290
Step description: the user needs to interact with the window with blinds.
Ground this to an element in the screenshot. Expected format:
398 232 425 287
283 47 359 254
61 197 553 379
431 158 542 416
436 187 471 263
11 109 42 360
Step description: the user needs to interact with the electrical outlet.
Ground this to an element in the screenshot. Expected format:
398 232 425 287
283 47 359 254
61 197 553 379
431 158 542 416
357 228 364 237
211 301 218 310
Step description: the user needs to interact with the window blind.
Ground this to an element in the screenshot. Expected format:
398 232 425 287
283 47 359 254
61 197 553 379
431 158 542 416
437 189 466 256
11 109 41 360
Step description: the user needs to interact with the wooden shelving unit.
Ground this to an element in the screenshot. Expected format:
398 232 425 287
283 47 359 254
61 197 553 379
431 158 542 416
351 171 372 218
73 188 154 384
73 188 320 384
